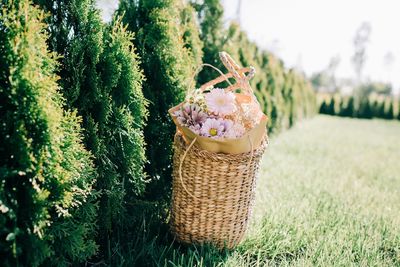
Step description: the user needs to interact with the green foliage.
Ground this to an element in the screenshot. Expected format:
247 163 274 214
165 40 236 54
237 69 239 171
319 94 398 120
119 0 197 199
378 100 386 118
191 0 226 85
0 1 96 266
181 4 204 69
319 100 329 114
357 97 372 119
96 16 148 260
328 97 336 115
34 0 148 262
384 98 394 119
33 0 104 107
398 100 400 120
338 96 355 117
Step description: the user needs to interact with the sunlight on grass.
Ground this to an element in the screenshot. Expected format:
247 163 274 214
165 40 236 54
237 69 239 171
239 115 400 266
124 116 400 266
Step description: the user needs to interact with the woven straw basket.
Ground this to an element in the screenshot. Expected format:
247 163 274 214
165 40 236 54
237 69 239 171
170 133 267 248
169 52 268 248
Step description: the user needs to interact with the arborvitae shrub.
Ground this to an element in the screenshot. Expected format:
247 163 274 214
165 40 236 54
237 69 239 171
319 100 328 114
0 1 96 266
191 0 226 85
320 94 398 120
328 97 335 115
378 100 386 118
262 53 287 133
181 4 204 70
33 0 104 108
346 96 355 117
398 100 400 120
119 0 195 200
358 98 373 119
385 98 394 119
371 99 379 118
35 0 148 261
95 16 149 260
338 97 346 117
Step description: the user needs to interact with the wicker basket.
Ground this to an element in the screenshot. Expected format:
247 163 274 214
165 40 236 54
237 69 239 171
170 133 267 248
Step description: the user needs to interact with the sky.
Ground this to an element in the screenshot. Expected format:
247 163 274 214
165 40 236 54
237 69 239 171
97 0 400 94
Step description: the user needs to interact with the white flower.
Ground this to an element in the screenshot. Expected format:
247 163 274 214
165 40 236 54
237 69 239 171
200 118 225 138
205 88 236 116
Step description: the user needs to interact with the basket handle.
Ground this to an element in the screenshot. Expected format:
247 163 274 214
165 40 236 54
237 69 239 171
187 63 233 96
199 66 255 92
187 52 256 95
219 52 256 95
178 136 254 203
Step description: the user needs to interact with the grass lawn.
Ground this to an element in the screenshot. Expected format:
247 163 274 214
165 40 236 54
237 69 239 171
126 115 400 266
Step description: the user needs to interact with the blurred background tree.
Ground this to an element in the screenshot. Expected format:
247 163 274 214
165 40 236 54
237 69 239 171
352 22 371 86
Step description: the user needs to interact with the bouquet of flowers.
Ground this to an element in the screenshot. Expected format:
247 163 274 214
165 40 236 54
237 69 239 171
169 52 267 154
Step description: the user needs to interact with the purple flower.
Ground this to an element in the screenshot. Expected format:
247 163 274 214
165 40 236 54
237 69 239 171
174 104 207 128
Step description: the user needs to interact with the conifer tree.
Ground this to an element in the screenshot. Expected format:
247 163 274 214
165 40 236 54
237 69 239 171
95 17 148 259
371 99 379 118
319 100 328 114
0 1 96 266
346 96 355 117
191 0 226 85
181 4 204 69
398 100 400 120
385 99 394 119
119 0 196 199
377 99 386 118
34 0 148 261
328 97 336 115
358 98 372 119
338 97 346 117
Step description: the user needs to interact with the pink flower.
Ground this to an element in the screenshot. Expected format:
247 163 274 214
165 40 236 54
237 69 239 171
200 118 225 138
205 89 236 116
224 122 245 138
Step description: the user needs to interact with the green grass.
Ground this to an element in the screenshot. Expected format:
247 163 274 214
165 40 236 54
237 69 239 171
122 115 400 266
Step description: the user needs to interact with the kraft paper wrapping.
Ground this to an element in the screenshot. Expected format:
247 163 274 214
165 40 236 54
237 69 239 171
169 102 267 154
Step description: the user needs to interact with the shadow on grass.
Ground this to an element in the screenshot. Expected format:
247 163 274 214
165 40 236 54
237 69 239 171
97 200 231 267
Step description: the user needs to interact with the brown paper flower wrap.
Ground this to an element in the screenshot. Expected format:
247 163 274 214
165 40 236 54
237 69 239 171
168 52 268 153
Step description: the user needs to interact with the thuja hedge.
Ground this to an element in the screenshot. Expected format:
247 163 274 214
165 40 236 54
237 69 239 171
319 94 399 120
0 1 97 266
34 0 148 261
119 0 200 200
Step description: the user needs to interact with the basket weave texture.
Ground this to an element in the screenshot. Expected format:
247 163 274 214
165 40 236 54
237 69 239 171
170 133 267 248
